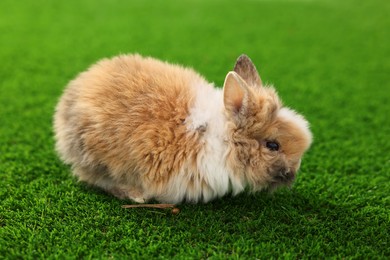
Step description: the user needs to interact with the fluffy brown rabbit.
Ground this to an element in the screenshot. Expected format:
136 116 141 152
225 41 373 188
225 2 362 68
53 54 312 204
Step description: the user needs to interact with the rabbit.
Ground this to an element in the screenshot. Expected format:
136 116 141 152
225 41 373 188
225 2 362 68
53 54 312 204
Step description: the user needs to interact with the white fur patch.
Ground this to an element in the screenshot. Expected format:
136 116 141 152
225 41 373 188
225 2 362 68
168 82 247 203
278 107 312 142
185 82 224 132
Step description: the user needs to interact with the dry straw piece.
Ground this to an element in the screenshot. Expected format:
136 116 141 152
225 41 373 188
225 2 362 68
122 204 180 214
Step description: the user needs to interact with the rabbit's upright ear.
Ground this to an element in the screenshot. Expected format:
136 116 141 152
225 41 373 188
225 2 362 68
223 71 250 117
233 54 262 87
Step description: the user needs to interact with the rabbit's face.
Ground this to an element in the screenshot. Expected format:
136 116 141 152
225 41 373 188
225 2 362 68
224 55 312 191
248 107 312 190
225 85 312 191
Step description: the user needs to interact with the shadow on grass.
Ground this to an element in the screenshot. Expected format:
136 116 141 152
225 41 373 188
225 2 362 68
77 182 388 256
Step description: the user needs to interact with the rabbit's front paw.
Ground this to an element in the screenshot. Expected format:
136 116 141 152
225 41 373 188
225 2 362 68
110 187 147 203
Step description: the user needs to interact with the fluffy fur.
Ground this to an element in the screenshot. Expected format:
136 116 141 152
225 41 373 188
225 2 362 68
53 54 312 204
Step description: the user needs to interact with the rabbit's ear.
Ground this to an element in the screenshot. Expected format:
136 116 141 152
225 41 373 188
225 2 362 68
223 71 250 116
233 54 262 87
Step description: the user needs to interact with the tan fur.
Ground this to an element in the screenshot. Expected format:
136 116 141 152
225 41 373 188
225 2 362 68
54 55 206 202
54 54 312 203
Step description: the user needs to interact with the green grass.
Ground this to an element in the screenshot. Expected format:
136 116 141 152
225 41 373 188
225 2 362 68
1 0 389 258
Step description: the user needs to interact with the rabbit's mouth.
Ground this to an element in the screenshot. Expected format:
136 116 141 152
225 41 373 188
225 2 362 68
274 170 295 182
268 168 296 190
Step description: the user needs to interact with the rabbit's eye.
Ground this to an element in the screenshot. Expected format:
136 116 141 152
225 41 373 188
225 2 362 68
265 141 279 151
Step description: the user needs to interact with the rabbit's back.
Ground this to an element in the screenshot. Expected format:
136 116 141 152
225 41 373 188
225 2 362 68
54 54 209 187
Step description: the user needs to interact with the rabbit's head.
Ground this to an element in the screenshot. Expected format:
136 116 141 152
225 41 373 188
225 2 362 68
224 55 312 191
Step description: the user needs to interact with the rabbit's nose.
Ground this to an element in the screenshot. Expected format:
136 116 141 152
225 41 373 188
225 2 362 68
274 169 295 182
282 171 295 181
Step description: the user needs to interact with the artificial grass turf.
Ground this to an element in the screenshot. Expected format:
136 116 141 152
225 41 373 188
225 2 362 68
0 0 389 258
